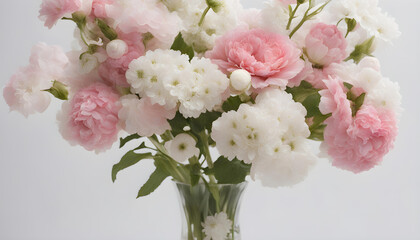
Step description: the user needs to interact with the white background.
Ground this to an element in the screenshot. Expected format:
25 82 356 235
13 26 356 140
1 0 419 239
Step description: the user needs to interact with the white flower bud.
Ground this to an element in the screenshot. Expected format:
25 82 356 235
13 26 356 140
106 39 128 59
230 69 252 93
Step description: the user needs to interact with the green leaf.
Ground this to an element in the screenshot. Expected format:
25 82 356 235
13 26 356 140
286 81 319 102
343 82 353 90
222 96 244 112
112 151 152 182
309 124 327 141
119 134 141 148
96 18 118 41
190 111 222 134
43 80 69 100
212 157 251 184
171 33 194 61
345 18 357 37
302 93 322 118
137 167 169 198
346 36 375 63
353 93 366 116
168 112 190 137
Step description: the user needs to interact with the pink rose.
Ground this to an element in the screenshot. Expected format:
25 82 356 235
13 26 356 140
58 83 121 152
206 28 304 89
39 0 82 29
98 31 145 87
323 105 398 173
305 23 347 67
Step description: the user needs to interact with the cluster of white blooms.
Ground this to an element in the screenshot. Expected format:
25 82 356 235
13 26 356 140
163 0 243 52
261 0 292 35
212 88 316 187
126 49 229 118
321 0 400 43
329 57 402 113
202 212 232 240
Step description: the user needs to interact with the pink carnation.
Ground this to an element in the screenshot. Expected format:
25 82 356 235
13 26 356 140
29 42 69 79
91 0 113 18
58 83 121 152
305 23 347 67
323 105 398 173
206 28 304 89
39 0 82 29
98 32 145 87
319 76 352 125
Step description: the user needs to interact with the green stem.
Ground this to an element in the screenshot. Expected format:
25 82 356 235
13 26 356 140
198 6 211 27
148 136 187 183
286 3 300 30
289 0 331 38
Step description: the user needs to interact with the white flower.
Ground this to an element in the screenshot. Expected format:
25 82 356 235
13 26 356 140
328 59 402 113
164 133 199 163
212 89 315 187
169 0 243 52
261 0 290 35
118 95 176 137
202 212 232 240
321 0 400 43
230 69 251 93
106 39 128 59
126 50 229 118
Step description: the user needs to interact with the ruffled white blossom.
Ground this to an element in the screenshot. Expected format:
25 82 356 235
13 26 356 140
126 49 229 118
212 88 315 187
328 57 402 113
202 212 232 240
164 133 199 163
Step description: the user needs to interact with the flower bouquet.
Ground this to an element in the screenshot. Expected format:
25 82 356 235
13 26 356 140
3 0 401 239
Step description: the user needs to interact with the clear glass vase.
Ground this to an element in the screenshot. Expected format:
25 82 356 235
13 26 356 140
175 181 248 240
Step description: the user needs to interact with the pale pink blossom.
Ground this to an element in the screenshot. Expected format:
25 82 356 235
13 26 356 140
39 0 82 29
58 83 121 152
323 105 398 173
91 0 113 18
305 23 347 67
319 76 352 125
105 0 181 48
279 0 297 5
118 95 176 137
29 42 69 79
206 28 304 89
98 32 145 87
3 66 51 117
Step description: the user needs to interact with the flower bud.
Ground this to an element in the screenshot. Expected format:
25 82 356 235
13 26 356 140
230 69 252 93
106 39 128 59
206 0 223 13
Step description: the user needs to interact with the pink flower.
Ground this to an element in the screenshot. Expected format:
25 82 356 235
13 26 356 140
105 0 181 48
206 28 304 89
29 42 69 79
98 32 145 87
3 66 51 117
323 105 398 173
305 23 347 67
118 95 176 137
319 76 352 125
58 83 121 152
39 0 82 29
91 0 113 18
278 0 297 5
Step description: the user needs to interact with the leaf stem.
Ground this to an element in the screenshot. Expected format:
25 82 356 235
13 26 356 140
286 3 301 30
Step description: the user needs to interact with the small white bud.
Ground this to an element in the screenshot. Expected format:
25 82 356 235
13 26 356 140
106 39 128 59
183 126 191 131
230 69 252 93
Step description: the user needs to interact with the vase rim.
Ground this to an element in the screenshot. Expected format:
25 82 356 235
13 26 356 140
173 180 248 187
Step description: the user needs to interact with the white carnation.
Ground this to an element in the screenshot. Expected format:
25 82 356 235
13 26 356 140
202 212 232 240
164 133 199 163
126 50 229 118
212 89 315 187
